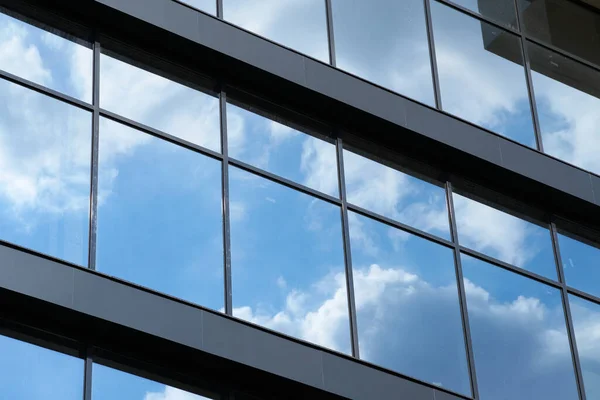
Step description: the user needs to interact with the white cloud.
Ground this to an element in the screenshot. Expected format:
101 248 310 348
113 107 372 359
145 386 210 400
300 137 338 196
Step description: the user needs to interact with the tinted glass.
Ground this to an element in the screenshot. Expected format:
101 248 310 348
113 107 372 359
331 0 434 105
519 0 600 67
96 118 223 309
453 194 555 278
100 54 220 152
227 103 338 197
229 166 350 353
223 0 329 62
0 78 91 265
0 334 83 400
431 1 536 146
569 295 600 400
0 11 92 101
527 41 600 175
462 254 579 400
451 0 518 29
92 363 214 400
559 233 600 297
177 0 216 15
344 150 450 240
349 212 470 395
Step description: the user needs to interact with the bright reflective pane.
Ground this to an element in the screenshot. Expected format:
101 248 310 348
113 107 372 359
559 233 600 298
349 212 470 395
451 0 518 29
92 363 214 400
227 103 338 197
0 78 91 265
528 41 600 176
344 150 450 240
177 0 216 15
431 1 536 146
100 54 220 152
519 0 600 67
462 254 579 400
331 0 434 105
0 334 83 400
223 0 329 62
96 118 223 309
230 167 350 353
569 295 600 400
0 11 92 101
453 193 555 278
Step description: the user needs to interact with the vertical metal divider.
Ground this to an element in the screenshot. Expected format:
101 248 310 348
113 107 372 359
83 348 94 400
513 0 544 152
550 222 587 400
220 89 233 316
216 0 223 19
445 182 479 399
336 139 360 358
88 41 101 271
423 0 443 109
324 0 337 67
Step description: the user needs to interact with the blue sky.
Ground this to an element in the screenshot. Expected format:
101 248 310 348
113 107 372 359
1 5 600 400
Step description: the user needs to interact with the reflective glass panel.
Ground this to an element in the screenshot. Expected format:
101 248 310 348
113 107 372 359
223 0 329 62
344 150 450 240
227 103 338 197
569 295 600 400
453 193 555 278
559 232 600 298
100 54 220 152
0 334 83 400
0 11 92 101
527 41 600 175
178 0 216 15
349 211 470 395
229 166 350 353
331 0 434 105
519 0 600 67
431 1 536 146
92 363 215 400
0 78 91 265
462 254 579 400
451 0 518 29
96 118 223 310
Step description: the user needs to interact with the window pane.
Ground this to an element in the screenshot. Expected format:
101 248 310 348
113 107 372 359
349 212 470 395
227 103 338 197
92 363 215 400
100 54 220 152
0 334 83 400
344 150 450 240
0 78 91 265
569 295 600 400
451 0 518 29
230 167 350 353
527 41 600 176
559 233 600 298
453 193 555 279
223 0 329 62
177 0 216 15
431 1 536 146
331 0 434 105
462 254 579 400
96 118 223 310
518 0 600 67
0 11 92 101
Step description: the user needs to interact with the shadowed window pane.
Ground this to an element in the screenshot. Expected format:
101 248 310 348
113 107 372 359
451 0 518 29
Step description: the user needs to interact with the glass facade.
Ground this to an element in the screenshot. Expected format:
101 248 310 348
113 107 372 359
2 2 600 400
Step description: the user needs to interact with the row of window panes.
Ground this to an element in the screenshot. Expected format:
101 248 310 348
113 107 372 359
3 8 600 400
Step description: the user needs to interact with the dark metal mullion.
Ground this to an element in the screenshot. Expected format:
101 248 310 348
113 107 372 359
551 222 587 400
216 0 223 19
88 41 101 271
324 0 336 67
446 182 480 399
336 139 360 358
513 0 544 152
220 90 233 315
423 0 443 109
83 349 93 400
